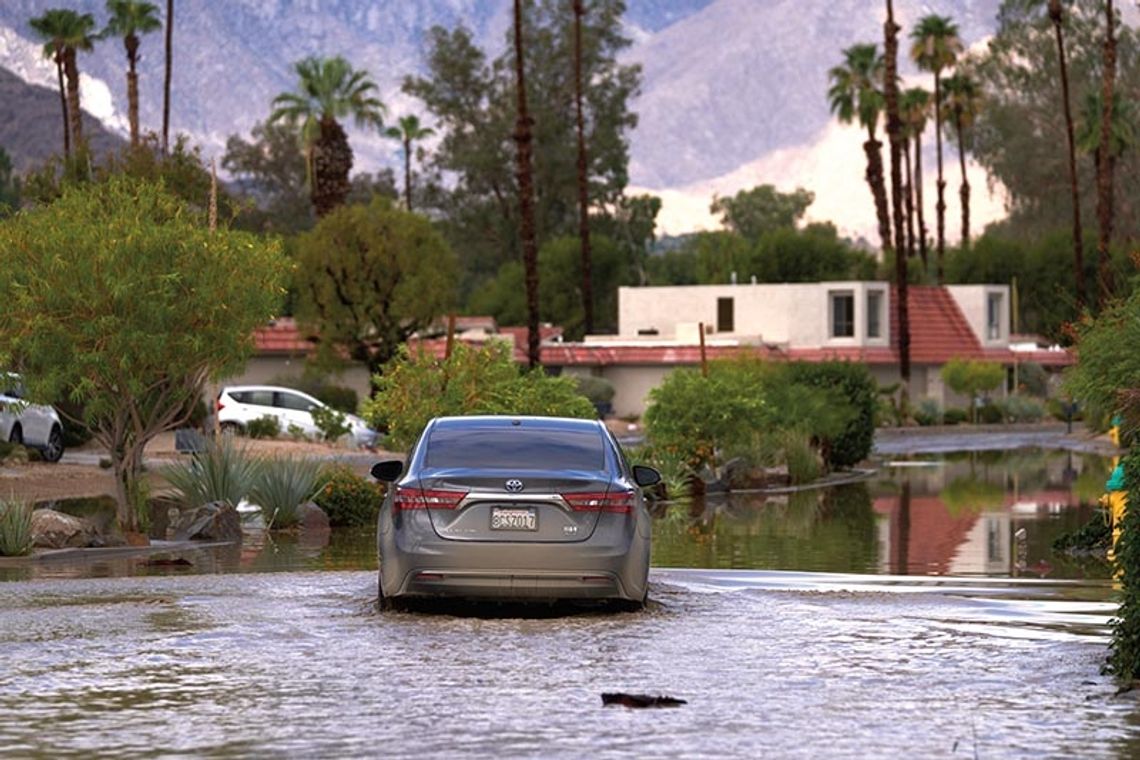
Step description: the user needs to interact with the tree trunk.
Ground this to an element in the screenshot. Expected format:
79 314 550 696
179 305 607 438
111 437 147 534
956 111 970 250
863 132 891 254
903 140 916 260
934 71 947 284
63 48 83 149
1050 0 1086 308
163 0 173 155
55 53 70 158
126 34 140 146
513 0 541 369
914 133 928 267
312 117 353 218
1096 0 1117 307
885 0 910 399
403 136 413 211
574 0 594 336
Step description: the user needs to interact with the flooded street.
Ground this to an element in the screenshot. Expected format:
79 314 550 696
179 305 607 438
2 447 1140 756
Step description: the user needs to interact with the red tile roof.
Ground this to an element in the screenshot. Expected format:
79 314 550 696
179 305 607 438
253 318 315 354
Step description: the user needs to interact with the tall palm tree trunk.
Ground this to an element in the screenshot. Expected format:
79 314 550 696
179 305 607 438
513 0 541 368
163 0 173 155
312 117 353 217
1049 0 1085 308
54 52 70 158
1096 0 1117 307
573 0 594 335
903 141 916 259
914 133 928 267
402 136 413 211
864 131 891 253
955 112 970 250
126 33 141 146
933 72 947 283
62 48 84 149
885 0 910 400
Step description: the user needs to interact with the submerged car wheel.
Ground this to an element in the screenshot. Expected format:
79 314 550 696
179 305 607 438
40 425 64 463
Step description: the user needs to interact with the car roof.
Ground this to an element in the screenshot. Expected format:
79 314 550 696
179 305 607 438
222 385 312 394
430 415 604 433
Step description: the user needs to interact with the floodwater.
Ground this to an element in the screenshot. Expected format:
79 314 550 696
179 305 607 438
2 448 1139 757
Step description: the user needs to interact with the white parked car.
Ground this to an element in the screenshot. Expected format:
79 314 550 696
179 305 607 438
0 374 64 463
214 385 377 448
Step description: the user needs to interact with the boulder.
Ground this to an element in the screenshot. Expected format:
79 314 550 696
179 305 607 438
31 509 99 549
297 501 330 533
171 501 242 544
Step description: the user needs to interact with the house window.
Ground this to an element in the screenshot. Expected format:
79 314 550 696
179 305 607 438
987 292 1003 340
717 297 734 333
830 291 855 338
867 290 883 339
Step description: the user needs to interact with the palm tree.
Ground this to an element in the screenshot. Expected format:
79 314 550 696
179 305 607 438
103 0 162 147
270 56 386 218
1096 0 1118 306
383 114 434 212
573 0 594 335
910 14 962 283
162 0 172 154
513 0 541 368
884 0 910 407
28 9 75 158
900 87 932 266
30 9 96 154
828 43 891 253
941 72 983 250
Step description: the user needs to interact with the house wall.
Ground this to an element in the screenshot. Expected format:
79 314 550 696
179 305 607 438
946 284 1011 347
562 365 677 419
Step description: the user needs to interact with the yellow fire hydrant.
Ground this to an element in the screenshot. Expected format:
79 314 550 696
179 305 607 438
1104 463 1127 566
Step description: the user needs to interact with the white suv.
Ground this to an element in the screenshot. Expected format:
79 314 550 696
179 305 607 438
214 385 377 448
0 374 65 462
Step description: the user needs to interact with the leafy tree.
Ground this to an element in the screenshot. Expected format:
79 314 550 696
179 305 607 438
29 8 96 154
270 56 386 217
222 120 312 233
827 42 890 252
293 196 459 388
102 0 162 146
1066 281 1140 427
941 71 984 249
0 177 287 532
646 246 699 286
941 358 1005 422
754 224 875 283
687 231 753 284
710 185 814 241
383 114 435 212
910 14 963 282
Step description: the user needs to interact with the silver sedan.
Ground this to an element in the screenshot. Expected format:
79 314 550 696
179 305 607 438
371 415 660 610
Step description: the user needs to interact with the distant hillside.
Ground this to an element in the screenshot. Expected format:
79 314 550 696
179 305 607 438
0 66 125 173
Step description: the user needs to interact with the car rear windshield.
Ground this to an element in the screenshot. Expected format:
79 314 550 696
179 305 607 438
425 426 607 471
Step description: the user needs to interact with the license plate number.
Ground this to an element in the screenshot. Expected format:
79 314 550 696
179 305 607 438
491 507 537 531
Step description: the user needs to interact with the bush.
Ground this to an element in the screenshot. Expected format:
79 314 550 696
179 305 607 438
286 423 309 441
1000 394 1045 423
785 361 876 468
943 408 968 425
312 464 386 527
247 414 281 439
311 405 350 442
161 436 261 509
778 429 822 484
0 498 33 556
913 398 942 427
363 342 596 451
251 456 328 530
978 403 1004 425
575 375 615 405
1108 450 1140 682
1016 361 1048 398
1047 397 1083 422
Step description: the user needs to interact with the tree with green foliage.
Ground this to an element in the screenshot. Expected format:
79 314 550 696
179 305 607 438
103 0 162 147
270 56 386 217
754 224 876 284
0 177 287 532
941 70 984 249
293 196 458 388
383 114 435 212
222 120 313 233
827 42 890 252
363 342 596 450
941 358 1005 422
1065 282 1140 427
710 185 814 242
910 14 963 282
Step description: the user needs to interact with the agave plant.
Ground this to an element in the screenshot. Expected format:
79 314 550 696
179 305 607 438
0 498 34 556
251 456 329 530
162 436 261 509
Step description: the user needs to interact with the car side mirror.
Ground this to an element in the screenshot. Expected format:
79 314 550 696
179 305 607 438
371 460 404 482
633 465 661 488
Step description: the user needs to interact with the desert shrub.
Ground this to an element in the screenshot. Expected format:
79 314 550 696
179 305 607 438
312 464 386 527
1001 394 1045 423
913 398 942 426
161 436 261 508
270 373 360 414
251 456 328 530
785 361 876 468
978 403 1004 425
364 342 595 451
286 423 308 441
0 498 33 556
575 375 615 406
1016 361 1049 398
311 405 351 442
943 407 968 425
778 429 822 484
247 414 281 439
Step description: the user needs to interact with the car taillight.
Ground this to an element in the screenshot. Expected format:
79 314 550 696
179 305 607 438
393 486 468 511
215 397 225 413
562 491 634 514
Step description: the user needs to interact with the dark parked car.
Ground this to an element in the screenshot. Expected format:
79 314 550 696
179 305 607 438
371 415 660 609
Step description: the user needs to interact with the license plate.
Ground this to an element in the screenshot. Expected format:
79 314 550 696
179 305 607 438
491 507 537 531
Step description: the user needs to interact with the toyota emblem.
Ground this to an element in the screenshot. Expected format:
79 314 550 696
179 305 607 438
505 479 524 493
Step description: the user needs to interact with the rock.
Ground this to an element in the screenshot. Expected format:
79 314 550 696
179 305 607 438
297 501 330 533
171 501 241 543
601 693 687 708
31 509 99 549
147 495 183 541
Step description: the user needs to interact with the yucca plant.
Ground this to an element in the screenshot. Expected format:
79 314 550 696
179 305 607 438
161 436 261 509
0 498 34 556
251 456 328 530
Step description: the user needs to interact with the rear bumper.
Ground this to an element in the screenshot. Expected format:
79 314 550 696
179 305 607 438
393 569 631 601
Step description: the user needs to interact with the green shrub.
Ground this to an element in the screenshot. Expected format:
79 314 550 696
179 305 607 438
785 361 876 468
312 464 386 527
0 498 33 556
247 414 281 439
251 456 328 530
1047 397 1083 422
575 375 615 405
1001 394 1045 423
269 373 360 414
364 342 596 451
161 436 261 509
778 429 822 484
1108 450 1140 682
941 358 1005 423
913 398 942 426
1016 361 1049 398
286 423 308 441
978 403 1004 425
943 408 968 425
311 405 351 442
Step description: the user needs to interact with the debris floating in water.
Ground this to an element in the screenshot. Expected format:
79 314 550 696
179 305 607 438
601 693 687 708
